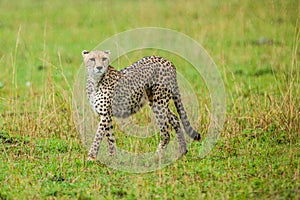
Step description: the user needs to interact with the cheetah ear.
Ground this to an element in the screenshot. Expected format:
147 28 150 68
82 50 89 57
104 50 110 55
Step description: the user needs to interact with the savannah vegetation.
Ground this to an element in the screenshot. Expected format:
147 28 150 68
0 0 299 199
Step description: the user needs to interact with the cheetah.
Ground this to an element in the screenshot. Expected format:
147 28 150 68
82 50 201 161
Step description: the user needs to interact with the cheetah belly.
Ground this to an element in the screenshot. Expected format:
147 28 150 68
112 87 148 118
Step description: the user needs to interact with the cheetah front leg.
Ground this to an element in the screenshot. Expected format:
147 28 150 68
104 118 116 156
88 116 116 160
168 109 188 155
88 120 105 161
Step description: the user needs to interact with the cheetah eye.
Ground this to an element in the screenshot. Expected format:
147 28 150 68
102 57 108 62
89 58 95 62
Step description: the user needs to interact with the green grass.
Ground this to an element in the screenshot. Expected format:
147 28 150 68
0 0 299 199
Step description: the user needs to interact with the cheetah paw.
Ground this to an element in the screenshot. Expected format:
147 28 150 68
87 156 96 161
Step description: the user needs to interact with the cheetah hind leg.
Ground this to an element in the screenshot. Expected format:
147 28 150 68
167 109 188 156
151 104 170 156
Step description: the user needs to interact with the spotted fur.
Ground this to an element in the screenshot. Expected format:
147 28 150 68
82 50 201 160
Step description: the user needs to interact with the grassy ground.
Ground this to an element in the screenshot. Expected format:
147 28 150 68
0 0 299 199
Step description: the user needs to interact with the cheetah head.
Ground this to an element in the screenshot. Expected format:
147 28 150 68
82 50 111 76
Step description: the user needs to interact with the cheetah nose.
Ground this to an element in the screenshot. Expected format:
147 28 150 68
96 66 102 71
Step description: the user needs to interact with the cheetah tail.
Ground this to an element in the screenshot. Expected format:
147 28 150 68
172 87 201 141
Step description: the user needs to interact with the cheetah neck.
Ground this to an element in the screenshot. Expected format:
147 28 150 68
86 69 104 107
86 66 121 106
